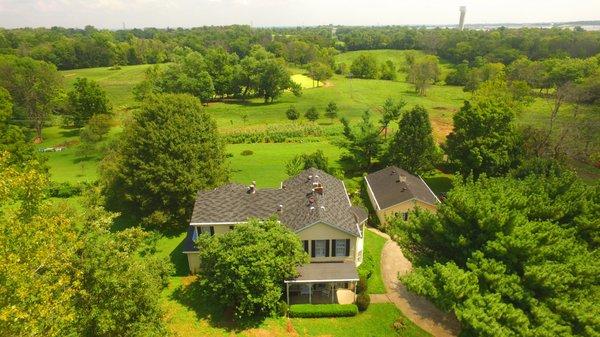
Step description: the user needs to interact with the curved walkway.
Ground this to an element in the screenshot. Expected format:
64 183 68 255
368 227 461 337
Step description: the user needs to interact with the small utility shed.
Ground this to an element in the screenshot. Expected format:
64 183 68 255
364 166 440 225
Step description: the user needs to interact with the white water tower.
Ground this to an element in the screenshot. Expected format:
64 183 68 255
459 6 466 31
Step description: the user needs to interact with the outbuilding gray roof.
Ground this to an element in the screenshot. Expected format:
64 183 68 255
365 166 439 210
189 168 366 237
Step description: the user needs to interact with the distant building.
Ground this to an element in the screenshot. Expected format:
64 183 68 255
459 6 467 31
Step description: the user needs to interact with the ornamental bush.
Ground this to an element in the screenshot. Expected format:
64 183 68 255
356 293 371 312
288 304 358 318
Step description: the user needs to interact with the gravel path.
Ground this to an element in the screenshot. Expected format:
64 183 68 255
368 227 461 337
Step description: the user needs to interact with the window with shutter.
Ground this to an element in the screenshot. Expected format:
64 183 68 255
313 240 327 257
303 240 309 254
334 240 347 257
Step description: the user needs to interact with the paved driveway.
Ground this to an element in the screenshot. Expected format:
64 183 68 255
368 228 461 337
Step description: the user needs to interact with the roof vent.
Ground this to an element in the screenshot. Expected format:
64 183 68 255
308 175 313 180
277 204 283 212
310 206 315 211
320 206 326 211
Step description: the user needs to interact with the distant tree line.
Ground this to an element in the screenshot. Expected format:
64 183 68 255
1 25 599 70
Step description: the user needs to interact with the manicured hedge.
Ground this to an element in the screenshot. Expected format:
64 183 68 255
288 304 358 318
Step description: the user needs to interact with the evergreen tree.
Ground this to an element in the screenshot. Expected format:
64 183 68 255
286 105 299 121
324 101 338 122
386 105 438 174
340 110 382 170
305 106 319 122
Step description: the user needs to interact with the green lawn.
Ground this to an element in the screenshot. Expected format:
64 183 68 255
292 303 431 337
362 230 387 294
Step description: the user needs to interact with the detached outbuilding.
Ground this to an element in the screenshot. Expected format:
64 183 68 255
364 166 440 225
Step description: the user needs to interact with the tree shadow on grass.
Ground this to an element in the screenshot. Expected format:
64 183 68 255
422 175 453 195
218 99 273 108
170 279 267 333
169 238 191 277
60 128 80 138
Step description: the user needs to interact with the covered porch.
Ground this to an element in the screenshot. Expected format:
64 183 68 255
284 262 359 305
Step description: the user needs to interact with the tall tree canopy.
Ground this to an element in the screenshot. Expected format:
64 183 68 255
0 55 62 141
386 105 438 175
195 218 308 319
0 152 172 336
66 77 112 128
444 79 523 178
388 166 600 337
101 93 228 228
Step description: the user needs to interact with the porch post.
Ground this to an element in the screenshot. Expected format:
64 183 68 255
354 281 357 302
286 283 290 305
309 283 312 304
330 283 334 303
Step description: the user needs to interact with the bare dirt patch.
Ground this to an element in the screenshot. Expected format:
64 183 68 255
430 118 454 143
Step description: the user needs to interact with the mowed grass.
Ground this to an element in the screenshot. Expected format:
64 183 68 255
227 141 344 187
292 303 431 337
61 64 151 114
363 230 387 294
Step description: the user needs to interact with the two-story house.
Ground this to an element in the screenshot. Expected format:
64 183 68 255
183 168 368 304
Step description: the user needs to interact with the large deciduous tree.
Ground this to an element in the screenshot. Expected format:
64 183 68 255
444 79 523 178
0 152 172 337
386 105 438 175
0 55 62 141
388 167 600 337
66 77 112 128
307 62 333 87
101 93 228 228
406 55 440 96
350 54 378 79
195 218 308 319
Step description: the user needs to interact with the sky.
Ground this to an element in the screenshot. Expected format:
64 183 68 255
0 0 598 29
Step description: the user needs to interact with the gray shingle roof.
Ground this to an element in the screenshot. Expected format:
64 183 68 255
365 166 439 210
189 168 365 237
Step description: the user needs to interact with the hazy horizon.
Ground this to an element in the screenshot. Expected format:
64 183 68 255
0 0 599 29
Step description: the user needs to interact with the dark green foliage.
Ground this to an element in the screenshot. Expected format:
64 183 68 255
445 61 469 86
389 168 600 337
195 218 308 319
340 110 382 170
379 98 406 138
285 150 333 176
355 293 371 312
356 275 368 294
350 54 378 79
304 106 319 122
324 101 338 122
288 304 358 318
386 105 438 175
66 77 112 127
240 149 254 156
5 26 599 71
357 252 375 280
286 105 299 120
101 93 228 229
46 181 83 198
444 81 523 178
379 60 397 80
